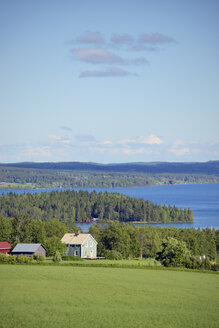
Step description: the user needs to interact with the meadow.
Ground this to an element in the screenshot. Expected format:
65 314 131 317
0 265 218 328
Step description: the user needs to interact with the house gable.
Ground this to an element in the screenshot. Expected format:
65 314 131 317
81 234 97 258
61 233 97 258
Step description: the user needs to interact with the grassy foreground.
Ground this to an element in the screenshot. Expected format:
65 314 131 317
0 265 218 328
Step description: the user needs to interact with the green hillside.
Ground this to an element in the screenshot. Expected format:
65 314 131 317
0 265 218 328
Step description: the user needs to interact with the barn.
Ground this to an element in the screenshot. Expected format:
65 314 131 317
11 243 46 257
0 242 11 255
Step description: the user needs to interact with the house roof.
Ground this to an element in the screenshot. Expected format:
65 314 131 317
0 242 11 249
11 243 44 253
61 233 90 245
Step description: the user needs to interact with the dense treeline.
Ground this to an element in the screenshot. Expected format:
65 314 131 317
1 214 217 269
1 160 219 175
0 190 193 223
90 222 218 260
0 214 73 256
89 222 219 268
1 165 219 189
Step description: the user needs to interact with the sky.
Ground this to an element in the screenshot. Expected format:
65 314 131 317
0 0 219 163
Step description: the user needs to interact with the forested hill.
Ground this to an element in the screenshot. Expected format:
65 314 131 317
1 160 219 175
1 161 219 189
0 190 193 224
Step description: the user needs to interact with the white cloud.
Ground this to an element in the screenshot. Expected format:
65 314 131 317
138 134 163 145
169 147 190 156
121 148 152 155
49 134 71 145
169 140 190 156
116 134 163 146
99 140 113 145
49 134 61 141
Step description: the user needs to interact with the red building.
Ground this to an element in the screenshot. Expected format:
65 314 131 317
0 242 12 255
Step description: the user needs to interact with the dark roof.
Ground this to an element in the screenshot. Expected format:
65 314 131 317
0 242 11 249
11 243 44 253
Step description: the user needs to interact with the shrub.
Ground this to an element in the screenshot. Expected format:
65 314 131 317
200 257 212 270
156 237 191 267
16 255 30 264
53 251 62 263
103 250 123 260
0 253 9 263
33 254 45 262
7 255 17 264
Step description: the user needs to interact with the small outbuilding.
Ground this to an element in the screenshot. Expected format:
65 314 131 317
11 243 46 257
0 242 11 255
61 231 97 258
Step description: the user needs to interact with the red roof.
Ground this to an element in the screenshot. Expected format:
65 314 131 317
0 242 11 249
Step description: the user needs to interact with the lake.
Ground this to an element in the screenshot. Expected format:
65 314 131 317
0 183 219 230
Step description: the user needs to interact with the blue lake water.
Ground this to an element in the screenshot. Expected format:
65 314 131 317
0 183 219 230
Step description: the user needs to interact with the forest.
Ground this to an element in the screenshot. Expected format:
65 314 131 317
0 190 193 223
89 222 218 264
0 214 218 269
1 161 219 189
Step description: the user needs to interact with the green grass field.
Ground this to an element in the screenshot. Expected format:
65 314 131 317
0 265 218 328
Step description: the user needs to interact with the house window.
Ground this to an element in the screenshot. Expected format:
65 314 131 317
85 242 88 247
74 250 78 256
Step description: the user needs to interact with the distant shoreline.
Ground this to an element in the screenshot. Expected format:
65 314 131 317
1 181 219 191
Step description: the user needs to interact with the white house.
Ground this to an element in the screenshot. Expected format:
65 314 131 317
61 232 97 258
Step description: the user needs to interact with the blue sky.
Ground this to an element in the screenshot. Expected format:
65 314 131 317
1 0 219 163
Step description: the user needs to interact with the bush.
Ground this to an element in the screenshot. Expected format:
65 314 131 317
0 253 9 263
44 236 66 257
103 250 123 260
7 255 17 264
16 255 30 264
200 257 212 270
53 251 62 263
156 237 191 267
33 254 45 262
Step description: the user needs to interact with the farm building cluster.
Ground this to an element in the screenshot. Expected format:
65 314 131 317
0 231 97 258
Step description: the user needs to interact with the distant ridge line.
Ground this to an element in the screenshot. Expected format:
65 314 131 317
0 161 219 175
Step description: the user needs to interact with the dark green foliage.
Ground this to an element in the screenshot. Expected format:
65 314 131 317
15 255 31 264
0 254 32 264
0 190 193 223
89 223 218 267
33 254 45 262
103 250 123 260
0 253 10 263
44 236 66 257
156 237 191 267
0 214 70 255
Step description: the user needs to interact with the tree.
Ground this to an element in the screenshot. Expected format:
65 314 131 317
156 237 191 267
53 251 62 263
44 236 66 257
